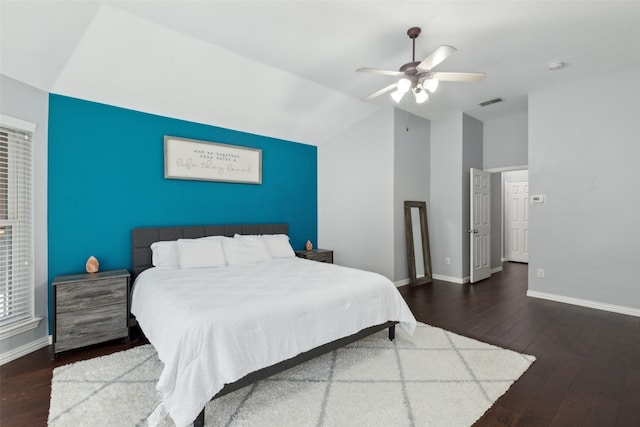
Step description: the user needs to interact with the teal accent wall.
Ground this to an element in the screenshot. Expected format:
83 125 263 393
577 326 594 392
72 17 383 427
48 94 317 285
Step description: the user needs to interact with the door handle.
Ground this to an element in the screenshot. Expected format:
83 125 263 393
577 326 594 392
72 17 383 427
467 229 478 234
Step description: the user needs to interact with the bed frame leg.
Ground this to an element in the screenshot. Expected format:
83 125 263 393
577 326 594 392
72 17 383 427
193 408 204 427
388 325 395 341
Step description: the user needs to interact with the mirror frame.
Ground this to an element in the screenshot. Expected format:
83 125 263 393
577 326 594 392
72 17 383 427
404 201 432 286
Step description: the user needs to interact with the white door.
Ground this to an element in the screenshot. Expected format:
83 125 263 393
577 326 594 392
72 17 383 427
470 168 491 283
506 181 529 263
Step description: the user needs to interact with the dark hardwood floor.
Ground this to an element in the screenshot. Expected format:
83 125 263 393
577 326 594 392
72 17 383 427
398 262 640 427
1 262 638 426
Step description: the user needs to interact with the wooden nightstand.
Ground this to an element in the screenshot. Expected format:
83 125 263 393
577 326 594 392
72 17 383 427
295 249 333 264
52 269 130 357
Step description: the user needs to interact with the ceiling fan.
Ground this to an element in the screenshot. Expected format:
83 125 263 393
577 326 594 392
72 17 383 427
357 27 485 104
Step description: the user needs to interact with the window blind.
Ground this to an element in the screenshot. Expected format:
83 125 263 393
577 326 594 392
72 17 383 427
0 121 34 329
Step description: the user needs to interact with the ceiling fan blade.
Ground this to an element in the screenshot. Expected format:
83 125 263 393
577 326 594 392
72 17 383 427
361 83 397 102
431 72 486 82
416 45 457 71
356 67 404 77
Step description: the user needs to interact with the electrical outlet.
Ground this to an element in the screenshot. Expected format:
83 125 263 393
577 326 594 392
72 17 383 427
537 269 545 278
445 257 451 265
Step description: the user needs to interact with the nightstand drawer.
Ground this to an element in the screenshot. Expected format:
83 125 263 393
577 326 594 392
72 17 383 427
56 278 127 313
55 303 128 352
307 252 333 263
295 249 334 264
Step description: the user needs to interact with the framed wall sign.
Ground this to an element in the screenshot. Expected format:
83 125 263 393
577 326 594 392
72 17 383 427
164 136 262 184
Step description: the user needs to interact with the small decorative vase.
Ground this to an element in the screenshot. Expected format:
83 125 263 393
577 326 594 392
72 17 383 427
86 256 99 273
305 240 313 251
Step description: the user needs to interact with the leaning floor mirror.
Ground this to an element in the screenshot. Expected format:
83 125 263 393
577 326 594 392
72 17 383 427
404 201 432 286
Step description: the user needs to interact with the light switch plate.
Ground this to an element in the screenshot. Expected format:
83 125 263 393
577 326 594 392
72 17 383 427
531 195 546 204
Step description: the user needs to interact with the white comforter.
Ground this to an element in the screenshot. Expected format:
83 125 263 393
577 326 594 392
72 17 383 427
131 258 416 427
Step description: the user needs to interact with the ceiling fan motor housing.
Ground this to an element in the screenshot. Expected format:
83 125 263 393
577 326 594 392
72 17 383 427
399 62 433 89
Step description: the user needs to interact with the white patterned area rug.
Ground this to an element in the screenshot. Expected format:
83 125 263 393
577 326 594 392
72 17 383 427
48 323 535 427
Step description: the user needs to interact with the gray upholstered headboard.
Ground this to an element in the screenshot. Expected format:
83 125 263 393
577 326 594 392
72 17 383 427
131 223 288 280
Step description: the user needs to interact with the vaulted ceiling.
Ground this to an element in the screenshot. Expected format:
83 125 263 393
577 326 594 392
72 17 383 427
2 1 639 145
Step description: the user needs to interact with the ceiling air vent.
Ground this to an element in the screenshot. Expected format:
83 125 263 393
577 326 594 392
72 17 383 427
478 97 504 107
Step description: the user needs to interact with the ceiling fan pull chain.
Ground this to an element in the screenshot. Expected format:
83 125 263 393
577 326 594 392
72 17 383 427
406 105 410 132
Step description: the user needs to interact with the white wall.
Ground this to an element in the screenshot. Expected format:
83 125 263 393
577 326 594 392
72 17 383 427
484 111 528 271
528 66 640 312
318 109 395 279
393 109 430 282
429 114 464 281
319 108 431 284
483 111 528 170
429 113 483 283
0 75 49 361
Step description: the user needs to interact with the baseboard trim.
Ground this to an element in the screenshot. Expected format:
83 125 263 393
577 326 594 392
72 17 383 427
434 269 502 284
0 335 50 365
432 274 469 284
394 278 410 288
526 290 640 318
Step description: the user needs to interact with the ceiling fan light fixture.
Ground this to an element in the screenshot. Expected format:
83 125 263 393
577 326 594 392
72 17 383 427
413 88 429 104
424 77 439 93
396 78 411 93
391 90 405 103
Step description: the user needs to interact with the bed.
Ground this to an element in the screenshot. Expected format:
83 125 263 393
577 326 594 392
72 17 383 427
130 224 416 427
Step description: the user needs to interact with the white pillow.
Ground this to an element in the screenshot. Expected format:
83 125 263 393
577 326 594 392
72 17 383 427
199 235 228 241
177 238 228 269
261 234 295 258
150 241 179 268
224 235 272 266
